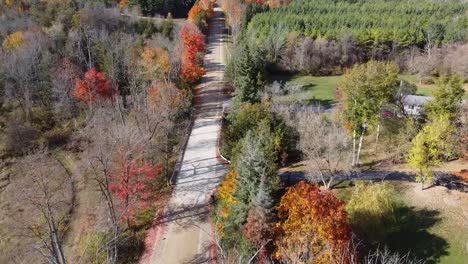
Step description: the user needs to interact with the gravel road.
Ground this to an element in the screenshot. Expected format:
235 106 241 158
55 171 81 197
141 5 227 264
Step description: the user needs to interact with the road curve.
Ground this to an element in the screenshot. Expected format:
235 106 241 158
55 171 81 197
140 5 227 264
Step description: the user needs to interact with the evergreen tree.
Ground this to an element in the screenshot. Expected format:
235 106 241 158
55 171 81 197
232 39 265 104
222 120 279 249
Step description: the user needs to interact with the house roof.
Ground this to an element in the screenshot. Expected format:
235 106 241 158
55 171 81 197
402 95 433 106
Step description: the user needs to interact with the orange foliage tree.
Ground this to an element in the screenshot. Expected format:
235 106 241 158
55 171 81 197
147 82 186 113
188 4 205 22
266 0 292 8
275 181 352 263
140 47 171 81
74 68 115 105
180 23 206 83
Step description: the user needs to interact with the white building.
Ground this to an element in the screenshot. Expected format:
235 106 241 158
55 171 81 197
402 95 433 116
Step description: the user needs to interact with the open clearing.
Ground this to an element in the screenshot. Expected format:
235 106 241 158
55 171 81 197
268 74 468 107
335 181 468 264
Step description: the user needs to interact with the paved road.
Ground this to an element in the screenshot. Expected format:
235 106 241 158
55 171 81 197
141 5 227 264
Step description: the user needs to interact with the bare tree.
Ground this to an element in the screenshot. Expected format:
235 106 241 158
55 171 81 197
51 58 82 119
2 32 51 121
364 248 424 264
297 112 353 188
18 151 71 264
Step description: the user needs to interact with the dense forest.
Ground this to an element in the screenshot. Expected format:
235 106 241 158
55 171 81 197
242 0 468 76
249 0 467 47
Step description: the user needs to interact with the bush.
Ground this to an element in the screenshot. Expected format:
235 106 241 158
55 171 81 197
79 231 109 264
346 182 398 243
221 102 272 159
41 125 72 148
4 120 39 155
30 107 56 131
133 20 159 38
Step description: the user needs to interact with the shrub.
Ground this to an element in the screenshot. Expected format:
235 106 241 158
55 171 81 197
4 120 39 155
30 107 56 131
346 182 398 243
79 231 109 264
41 125 72 148
221 102 272 159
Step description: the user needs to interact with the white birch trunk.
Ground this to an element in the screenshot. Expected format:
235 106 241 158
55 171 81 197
356 124 367 166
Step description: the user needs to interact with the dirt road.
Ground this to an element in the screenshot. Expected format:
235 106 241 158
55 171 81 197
140 5 227 264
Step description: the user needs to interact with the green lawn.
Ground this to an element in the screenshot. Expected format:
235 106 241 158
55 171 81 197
335 182 468 264
400 74 468 100
268 74 468 107
267 75 342 107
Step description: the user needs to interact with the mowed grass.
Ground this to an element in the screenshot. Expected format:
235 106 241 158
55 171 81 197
335 181 468 264
267 75 342 107
268 74 468 107
400 74 468 100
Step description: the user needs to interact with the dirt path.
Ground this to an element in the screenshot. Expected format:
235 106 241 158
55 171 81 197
140 6 227 264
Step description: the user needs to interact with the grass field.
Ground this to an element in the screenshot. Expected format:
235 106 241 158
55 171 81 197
335 181 468 264
267 75 342 107
267 74 468 106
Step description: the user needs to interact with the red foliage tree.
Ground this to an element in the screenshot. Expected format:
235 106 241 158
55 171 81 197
109 147 162 227
275 181 352 263
73 68 115 105
180 23 206 83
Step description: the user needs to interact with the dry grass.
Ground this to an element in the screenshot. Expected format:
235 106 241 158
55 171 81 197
0 156 74 263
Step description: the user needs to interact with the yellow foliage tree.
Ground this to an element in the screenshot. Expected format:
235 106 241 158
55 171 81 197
2 31 24 51
215 169 237 237
407 114 454 189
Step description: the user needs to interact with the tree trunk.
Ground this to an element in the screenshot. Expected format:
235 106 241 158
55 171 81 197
374 123 380 153
352 129 356 166
356 124 367 166
47 205 66 264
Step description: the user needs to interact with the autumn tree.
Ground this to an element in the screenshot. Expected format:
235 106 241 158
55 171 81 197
2 31 24 51
83 109 145 263
338 61 399 166
407 114 455 189
180 23 206 83
74 68 115 105
147 82 188 178
188 4 207 28
140 46 171 81
220 0 245 36
215 169 238 238
110 145 162 228
275 181 352 264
